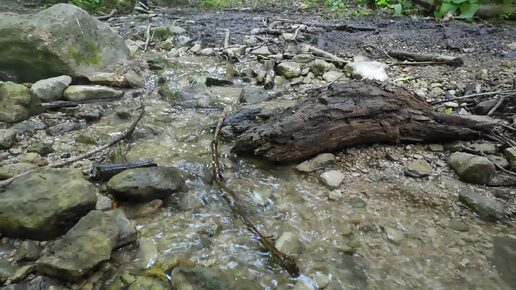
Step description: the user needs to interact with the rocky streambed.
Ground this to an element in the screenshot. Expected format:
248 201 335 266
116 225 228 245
0 3 516 290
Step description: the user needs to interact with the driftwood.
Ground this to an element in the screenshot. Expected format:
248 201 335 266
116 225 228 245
303 45 347 66
387 50 464 66
0 104 145 188
90 159 157 181
228 81 496 163
211 118 300 277
97 9 118 21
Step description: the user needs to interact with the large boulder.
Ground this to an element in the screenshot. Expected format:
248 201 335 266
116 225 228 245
107 166 185 202
0 168 97 240
448 152 496 185
0 4 130 82
37 210 119 281
0 81 42 123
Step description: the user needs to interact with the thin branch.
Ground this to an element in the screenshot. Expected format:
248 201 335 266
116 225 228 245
211 117 300 277
431 90 516 105
487 96 507 116
143 24 152 52
97 9 118 21
0 104 145 188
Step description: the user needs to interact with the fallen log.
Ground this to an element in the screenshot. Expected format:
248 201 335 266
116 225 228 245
228 81 496 163
387 50 464 66
90 160 157 181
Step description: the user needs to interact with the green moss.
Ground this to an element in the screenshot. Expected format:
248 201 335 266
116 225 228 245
68 41 101 65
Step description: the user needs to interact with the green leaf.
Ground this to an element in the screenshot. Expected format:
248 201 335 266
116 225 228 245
444 107 454 114
456 2 480 18
392 3 402 15
434 2 458 19
451 0 467 4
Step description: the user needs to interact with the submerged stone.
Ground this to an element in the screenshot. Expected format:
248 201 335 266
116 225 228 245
0 168 97 240
492 237 516 289
459 191 506 221
295 153 336 173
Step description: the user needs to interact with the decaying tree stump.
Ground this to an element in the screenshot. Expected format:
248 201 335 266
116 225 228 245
227 81 496 163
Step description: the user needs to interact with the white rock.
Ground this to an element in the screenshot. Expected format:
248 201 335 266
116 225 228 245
320 170 345 187
30 75 72 102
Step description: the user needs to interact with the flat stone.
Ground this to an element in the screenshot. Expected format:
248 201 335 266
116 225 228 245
468 142 498 154
30 75 71 102
0 168 97 240
295 153 336 172
275 232 301 256
63 85 123 102
38 210 120 281
276 62 302 78
459 191 506 221
448 152 496 185
404 160 432 177
107 166 185 202
322 70 345 82
0 129 16 149
320 170 345 188
251 46 271 56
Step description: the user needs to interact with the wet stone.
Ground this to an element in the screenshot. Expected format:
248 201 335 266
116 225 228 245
15 240 42 262
404 160 432 177
107 271 169 290
459 191 506 221
106 209 137 248
133 237 158 270
348 197 367 208
107 166 185 202
384 227 405 245
46 121 82 136
171 265 232 290
38 210 120 281
0 168 97 240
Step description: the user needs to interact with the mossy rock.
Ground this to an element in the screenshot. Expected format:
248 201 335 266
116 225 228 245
0 81 42 123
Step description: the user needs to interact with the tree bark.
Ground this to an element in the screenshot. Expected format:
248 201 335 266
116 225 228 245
228 81 496 163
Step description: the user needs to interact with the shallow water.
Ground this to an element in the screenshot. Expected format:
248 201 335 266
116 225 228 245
82 56 516 290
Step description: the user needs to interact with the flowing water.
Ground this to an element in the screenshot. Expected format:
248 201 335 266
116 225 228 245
70 55 516 290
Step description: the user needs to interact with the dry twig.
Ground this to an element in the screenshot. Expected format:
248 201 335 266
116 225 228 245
211 117 300 277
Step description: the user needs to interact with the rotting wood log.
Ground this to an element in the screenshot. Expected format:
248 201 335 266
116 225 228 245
227 81 496 163
387 50 464 66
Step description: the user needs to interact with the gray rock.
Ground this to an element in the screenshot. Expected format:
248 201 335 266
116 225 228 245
38 210 119 281
96 194 113 211
46 121 82 136
107 166 185 202
27 142 54 156
0 259 16 284
250 46 271 56
0 128 16 149
0 168 97 240
488 155 509 169
16 240 42 262
86 71 143 88
276 62 302 78
63 85 123 102
475 99 497 115
107 209 137 248
448 152 496 185
175 35 192 47
295 153 336 172
240 86 271 104
169 25 186 34
468 142 497 154
171 266 232 290
0 82 42 123
322 70 345 82
348 197 367 208
504 147 516 169
309 59 335 76
320 170 345 188
427 144 444 152
404 160 432 177
459 191 506 221
492 237 516 289
0 4 129 82
292 54 314 63
275 231 301 256
1 275 65 290
30 75 71 102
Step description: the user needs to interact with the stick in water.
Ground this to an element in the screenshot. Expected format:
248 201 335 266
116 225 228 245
210 117 300 277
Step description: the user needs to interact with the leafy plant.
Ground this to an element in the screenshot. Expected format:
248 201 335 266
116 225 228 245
69 0 104 12
434 0 480 19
